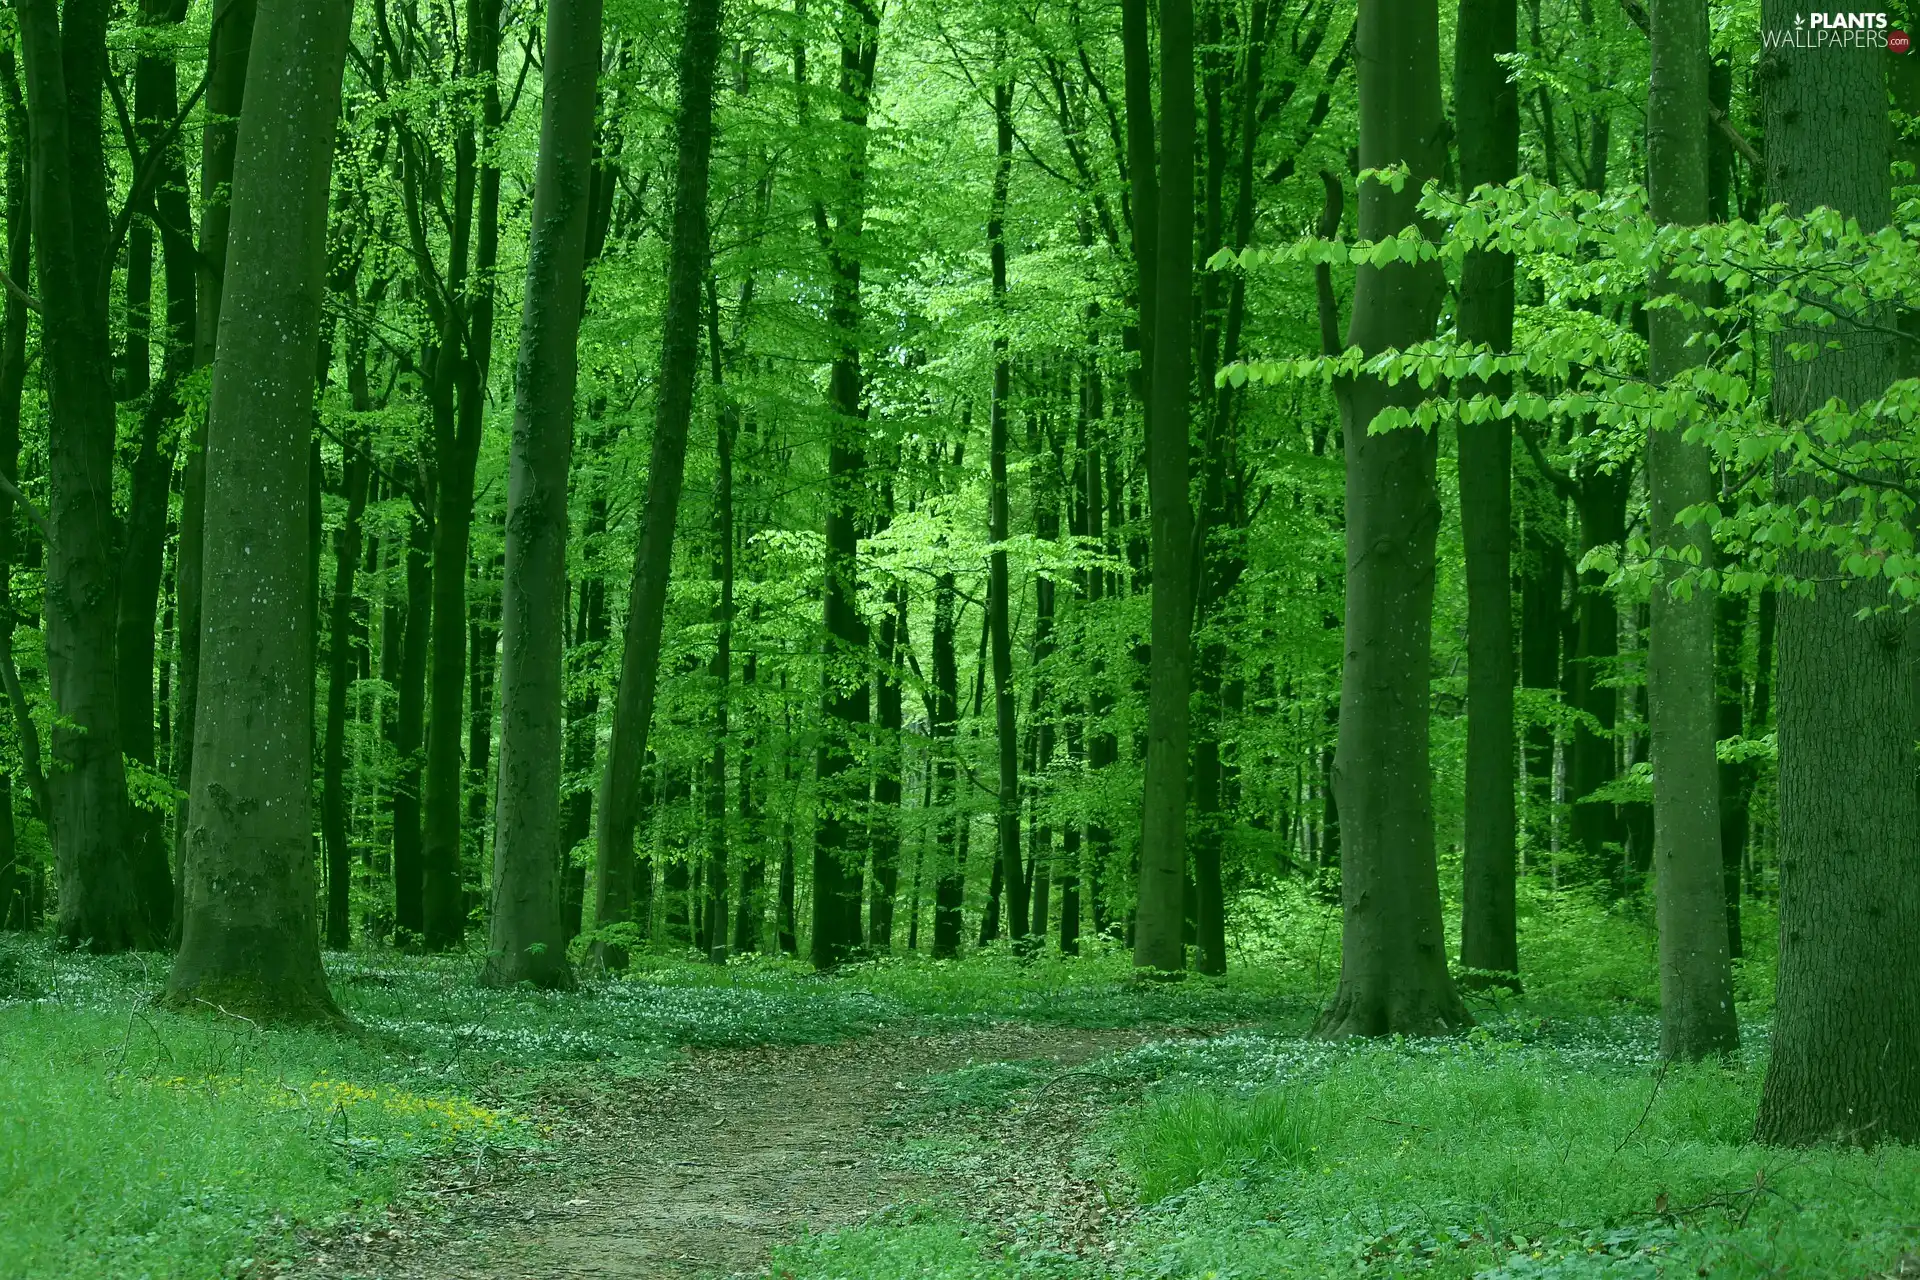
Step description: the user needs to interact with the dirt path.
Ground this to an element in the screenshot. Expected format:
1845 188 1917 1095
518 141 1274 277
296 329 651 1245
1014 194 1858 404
292 1022 1164 1280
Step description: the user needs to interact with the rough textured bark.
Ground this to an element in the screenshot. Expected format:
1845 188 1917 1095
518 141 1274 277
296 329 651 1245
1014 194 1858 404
1314 0 1468 1037
1645 0 1735 1059
1453 0 1519 989
592 0 721 963
19 0 142 950
163 0 352 1021
1754 20 1919 1144
481 0 601 989
1131 0 1195 976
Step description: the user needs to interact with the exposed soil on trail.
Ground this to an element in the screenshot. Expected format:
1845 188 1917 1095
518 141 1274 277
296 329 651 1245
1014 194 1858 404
289 1022 1172 1280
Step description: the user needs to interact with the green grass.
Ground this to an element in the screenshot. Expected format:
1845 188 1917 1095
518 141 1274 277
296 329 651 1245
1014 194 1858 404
1098 1021 1920 1278
0 893 1880 1280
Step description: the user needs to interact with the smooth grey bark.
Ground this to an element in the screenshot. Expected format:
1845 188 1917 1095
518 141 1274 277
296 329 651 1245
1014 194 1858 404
174 0 257 936
1131 0 1195 976
1453 0 1519 989
481 0 601 991
592 0 722 964
1754 15 1919 1144
163 0 353 1021
1644 0 1735 1060
1314 0 1468 1037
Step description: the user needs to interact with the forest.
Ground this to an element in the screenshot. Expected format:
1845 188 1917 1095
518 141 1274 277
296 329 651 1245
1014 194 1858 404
0 0 1918 1268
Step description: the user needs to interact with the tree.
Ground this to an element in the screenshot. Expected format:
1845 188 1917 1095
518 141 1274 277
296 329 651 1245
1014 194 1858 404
18 0 146 951
1643 0 1735 1060
1753 13 1919 1143
1453 0 1519 990
1314 0 1468 1037
482 0 605 991
592 0 723 965
1131 0 1195 976
986 50 1025 949
164 0 355 1021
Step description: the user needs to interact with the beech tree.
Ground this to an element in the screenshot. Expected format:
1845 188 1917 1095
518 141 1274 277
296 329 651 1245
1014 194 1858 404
1643 0 1735 1060
1313 0 1467 1037
1754 6 1919 1142
164 0 354 1020
482 0 605 990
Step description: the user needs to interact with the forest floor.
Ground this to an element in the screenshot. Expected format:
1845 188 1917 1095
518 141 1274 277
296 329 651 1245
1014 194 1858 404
12 901 1920 1280
286 1020 1167 1280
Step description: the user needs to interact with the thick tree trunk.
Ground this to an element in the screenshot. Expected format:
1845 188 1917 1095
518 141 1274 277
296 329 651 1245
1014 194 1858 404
174 0 256 936
1645 0 1735 1059
19 0 143 951
1754 21 1919 1144
1453 0 1519 990
1315 0 1468 1037
1132 0 1195 976
164 0 352 1021
592 0 722 966
481 0 600 990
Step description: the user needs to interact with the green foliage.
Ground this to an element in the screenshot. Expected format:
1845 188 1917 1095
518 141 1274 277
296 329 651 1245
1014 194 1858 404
1116 1086 1318 1203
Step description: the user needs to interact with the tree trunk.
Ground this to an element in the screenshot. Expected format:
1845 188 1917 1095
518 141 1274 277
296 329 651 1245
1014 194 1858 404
703 388 735 964
1568 471 1628 887
393 514 432 940
1454 0 1519 991
119 0 194 943
1644 0 1736 1059
19 0 143 951
164 0 352 1021
559 449 609 941
0 40 30 929
808 2 880 970
322 412 370 951
986 66 1025 947
1714 587 1748 959
421 0 504 951
592 0 722 966
1314 0 1468 1037
870 583 905 948
481 0 601 989
930 548 963 959
174 0 257 940
1132 0 1195 976
1754 21 1918 1144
